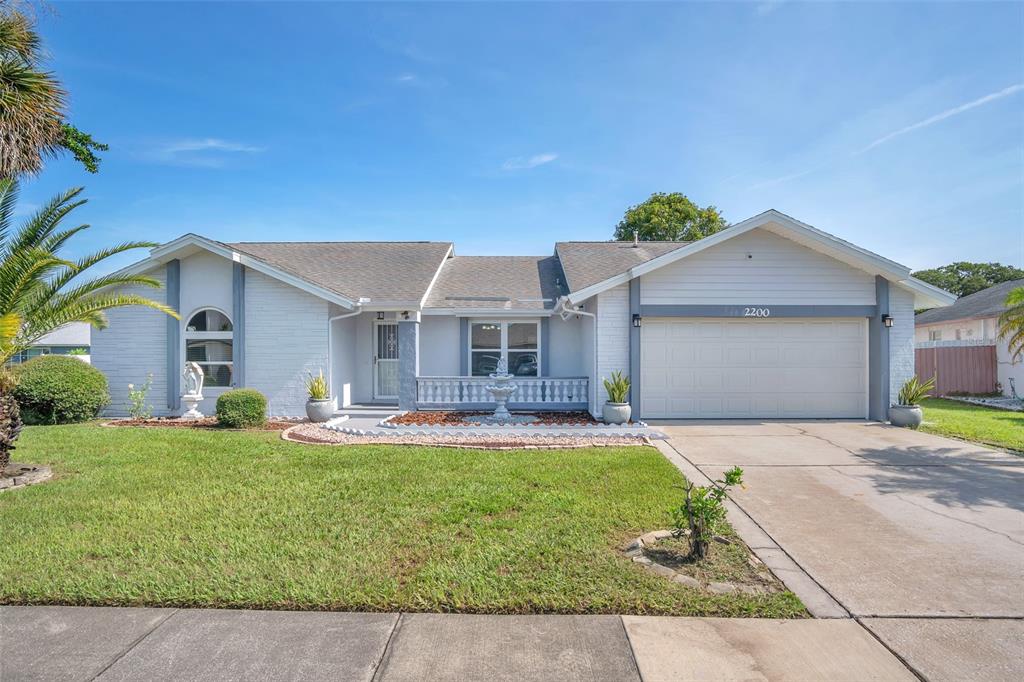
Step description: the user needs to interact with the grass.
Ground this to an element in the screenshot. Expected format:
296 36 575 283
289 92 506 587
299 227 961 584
0 424 804 617
919 398 1024 453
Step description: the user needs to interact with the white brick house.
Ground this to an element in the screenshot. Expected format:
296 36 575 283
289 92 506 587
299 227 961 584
93 210 954 420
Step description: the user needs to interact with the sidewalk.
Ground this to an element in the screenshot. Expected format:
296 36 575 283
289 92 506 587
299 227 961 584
1 606 914 681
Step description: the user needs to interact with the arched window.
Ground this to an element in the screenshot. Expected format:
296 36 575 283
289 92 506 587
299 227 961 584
184 308 233 388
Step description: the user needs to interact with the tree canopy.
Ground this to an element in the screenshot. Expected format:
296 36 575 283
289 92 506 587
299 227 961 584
0 4 107 178
911 262 1024 298
998 287 1024 361
613 193 727 242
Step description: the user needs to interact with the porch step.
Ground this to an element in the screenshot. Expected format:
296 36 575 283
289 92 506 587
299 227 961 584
336 404 400 420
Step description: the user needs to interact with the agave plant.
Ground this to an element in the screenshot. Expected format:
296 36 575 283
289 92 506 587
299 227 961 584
997 286 1024 361
0 178 178 365
603 370 631 404
897 375 935 407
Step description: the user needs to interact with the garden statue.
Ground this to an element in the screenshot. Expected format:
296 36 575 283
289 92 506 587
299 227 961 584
484 357 518 422
181 362 205 420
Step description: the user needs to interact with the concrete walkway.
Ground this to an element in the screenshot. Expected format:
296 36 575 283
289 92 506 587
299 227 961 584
1 606 914 681
654 420 1024 682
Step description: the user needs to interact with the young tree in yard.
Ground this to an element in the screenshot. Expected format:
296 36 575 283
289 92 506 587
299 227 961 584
0 179 178 366
912 262 1024 298
613 192 727 242
0 4 108 178
672 466 744 561
998 287 1024 361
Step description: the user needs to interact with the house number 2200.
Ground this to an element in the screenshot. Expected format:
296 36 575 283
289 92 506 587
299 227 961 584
743 307 771 318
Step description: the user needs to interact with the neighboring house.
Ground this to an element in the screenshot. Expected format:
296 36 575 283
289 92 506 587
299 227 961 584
91 210 953 420
915 278 1024 396
7 322 91 365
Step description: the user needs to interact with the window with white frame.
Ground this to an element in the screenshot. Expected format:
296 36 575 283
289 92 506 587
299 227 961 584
469 321 540 377
184 308 233 387
928 329 942 341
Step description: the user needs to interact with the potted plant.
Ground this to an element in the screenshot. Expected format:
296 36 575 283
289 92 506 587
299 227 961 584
602 370 632 425
889 375 935 428
304 370 334 423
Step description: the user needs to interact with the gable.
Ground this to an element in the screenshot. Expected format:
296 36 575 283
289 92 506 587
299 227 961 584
640 228 876 306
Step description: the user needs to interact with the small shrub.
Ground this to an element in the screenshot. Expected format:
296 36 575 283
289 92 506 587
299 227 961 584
216 389 267 428
305 370 329 400
603 370 630 403
897 375 935 406
127 374 154 420
672 466 744 561
14 355 109 425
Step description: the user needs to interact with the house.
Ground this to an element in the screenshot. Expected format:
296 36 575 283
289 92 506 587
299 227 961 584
7 322 91 365
92 210 954 420
915 278 1024 396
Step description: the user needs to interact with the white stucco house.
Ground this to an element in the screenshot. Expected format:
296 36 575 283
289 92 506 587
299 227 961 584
915 278 1024 396
92 210 954 420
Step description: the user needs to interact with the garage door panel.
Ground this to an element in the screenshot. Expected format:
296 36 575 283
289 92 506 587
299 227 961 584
641 318 867 419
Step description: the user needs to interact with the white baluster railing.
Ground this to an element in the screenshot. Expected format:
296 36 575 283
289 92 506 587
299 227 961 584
415 376 589 409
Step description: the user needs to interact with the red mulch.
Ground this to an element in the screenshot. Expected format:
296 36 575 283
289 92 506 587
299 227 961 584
106 417 298 431
387 410 599 426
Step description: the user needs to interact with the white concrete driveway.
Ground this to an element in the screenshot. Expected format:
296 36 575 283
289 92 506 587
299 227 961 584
656 420 1024 682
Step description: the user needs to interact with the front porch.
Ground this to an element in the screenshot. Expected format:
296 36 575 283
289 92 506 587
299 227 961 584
415 376 589 411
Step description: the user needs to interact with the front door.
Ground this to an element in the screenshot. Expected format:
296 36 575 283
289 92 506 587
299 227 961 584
373 321 400 400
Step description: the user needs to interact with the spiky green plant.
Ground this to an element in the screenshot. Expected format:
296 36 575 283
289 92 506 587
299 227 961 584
603 370 630 404
305 369 330 400
897 375 935 406
0 178 178 367
998 287 1024 361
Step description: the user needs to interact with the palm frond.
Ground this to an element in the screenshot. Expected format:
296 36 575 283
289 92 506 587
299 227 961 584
0 178 18 244
997 287 1024 361
4 186 85 255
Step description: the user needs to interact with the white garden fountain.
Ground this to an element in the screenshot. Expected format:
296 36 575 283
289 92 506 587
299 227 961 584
469 358 532 425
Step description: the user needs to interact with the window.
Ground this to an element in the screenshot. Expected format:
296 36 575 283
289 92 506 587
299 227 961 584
469 321 539 377
184 309 233 388
928 330 942 341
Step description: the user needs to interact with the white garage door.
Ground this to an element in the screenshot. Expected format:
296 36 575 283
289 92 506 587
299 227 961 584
641 318 867 419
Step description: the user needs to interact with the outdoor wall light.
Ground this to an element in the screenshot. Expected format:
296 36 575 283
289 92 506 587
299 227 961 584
882 314 893 328
632 313 642 328
377 312 385 320
402 311 410 320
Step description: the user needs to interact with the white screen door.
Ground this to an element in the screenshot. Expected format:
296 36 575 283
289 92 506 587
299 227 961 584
374 322 400 400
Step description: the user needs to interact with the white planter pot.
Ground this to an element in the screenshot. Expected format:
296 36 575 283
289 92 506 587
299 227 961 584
603 402 631 425
888 405 923 428
305 398 335 423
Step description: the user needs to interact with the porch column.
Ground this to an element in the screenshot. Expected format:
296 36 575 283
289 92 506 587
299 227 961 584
868 276 891 421
398 314 420 411
629 277 641 417
166 259 181 412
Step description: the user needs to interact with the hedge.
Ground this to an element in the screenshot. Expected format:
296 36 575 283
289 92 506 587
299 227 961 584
14 356 110 425
215 389 267 428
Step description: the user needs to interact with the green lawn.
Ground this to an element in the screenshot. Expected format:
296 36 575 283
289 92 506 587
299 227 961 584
920 398 1024 453
0 424 803 617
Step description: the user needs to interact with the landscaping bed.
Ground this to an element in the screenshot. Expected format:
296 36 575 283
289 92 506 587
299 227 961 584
104 416 301 431
0 423 804 617
388 410 600 426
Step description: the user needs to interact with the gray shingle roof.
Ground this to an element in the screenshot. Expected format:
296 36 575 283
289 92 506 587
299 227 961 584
555 241 691 293
226 241 452 304
424 256 566 310
915 278 1024 324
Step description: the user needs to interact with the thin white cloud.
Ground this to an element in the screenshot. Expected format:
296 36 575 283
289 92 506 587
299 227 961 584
145 138 266 167
396 73 418 84
501 153 558 171
756 1 785 17
858 83 1024 154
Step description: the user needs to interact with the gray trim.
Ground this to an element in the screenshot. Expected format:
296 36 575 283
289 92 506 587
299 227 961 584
232 263 245 387
868 276 891 421
165 259 181 411
640 304 877 318
629 278 641 417
540 317 550 377
397 320 420 411
459 318 469 376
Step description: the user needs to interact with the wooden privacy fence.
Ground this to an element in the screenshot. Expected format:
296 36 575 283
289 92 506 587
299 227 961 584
915 343 997 395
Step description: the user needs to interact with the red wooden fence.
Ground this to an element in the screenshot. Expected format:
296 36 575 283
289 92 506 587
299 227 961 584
915 345 997 395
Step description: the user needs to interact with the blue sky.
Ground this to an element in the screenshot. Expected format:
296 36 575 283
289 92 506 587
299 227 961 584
19 1 1024 275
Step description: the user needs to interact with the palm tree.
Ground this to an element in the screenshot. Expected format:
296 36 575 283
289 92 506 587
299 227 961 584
998 287 1024 361
0 178 178 366
0 5 106 178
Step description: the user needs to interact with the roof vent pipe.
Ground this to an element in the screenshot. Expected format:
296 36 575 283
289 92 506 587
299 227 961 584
633 230 639 247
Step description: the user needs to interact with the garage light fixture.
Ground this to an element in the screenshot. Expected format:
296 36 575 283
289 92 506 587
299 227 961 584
377 312 385 320
632 314 642 328
882 314 893 328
